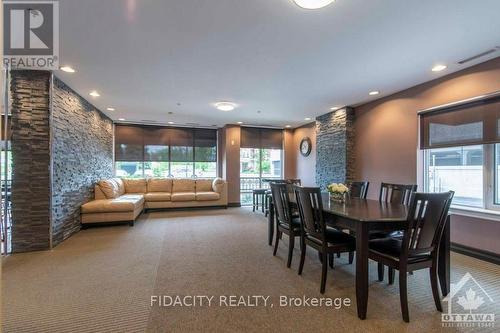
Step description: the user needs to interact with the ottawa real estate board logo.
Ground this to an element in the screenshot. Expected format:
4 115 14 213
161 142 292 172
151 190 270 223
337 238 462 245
3 1 59 69
442 272 495 328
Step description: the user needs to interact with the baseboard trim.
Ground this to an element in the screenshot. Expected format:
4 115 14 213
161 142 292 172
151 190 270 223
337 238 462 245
451 243 500 265
228 202 241 207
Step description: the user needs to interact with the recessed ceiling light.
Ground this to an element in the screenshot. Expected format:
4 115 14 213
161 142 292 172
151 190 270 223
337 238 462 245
215 102 236 112
305 117 312 121
369 91 380 96
106 107 115 111
330 106 340 111
293 0 335 10
285 125 292 128
432 64 447 72
237 121 243 124
118 118 125 121
168 121 174 125
60 66 76 73
89 91 100 97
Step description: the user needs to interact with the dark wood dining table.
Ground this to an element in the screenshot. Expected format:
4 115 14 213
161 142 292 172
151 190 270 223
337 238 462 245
267 194 450 320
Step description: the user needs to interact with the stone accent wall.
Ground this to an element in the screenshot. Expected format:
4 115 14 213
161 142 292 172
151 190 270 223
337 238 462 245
10 71 52 252
51 77 113 246
315 107 355 190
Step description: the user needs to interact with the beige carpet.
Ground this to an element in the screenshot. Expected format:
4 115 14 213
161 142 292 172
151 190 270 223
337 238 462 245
2 208 499 332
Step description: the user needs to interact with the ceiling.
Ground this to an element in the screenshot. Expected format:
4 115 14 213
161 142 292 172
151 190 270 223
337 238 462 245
56 0 500 128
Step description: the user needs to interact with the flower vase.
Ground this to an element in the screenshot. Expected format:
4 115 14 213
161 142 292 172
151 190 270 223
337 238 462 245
329 192 346 203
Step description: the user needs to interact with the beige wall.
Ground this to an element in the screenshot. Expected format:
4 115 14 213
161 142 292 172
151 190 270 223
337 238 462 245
220 125 241 205
283 129 296 179
353 56 500 254
290 123 317 187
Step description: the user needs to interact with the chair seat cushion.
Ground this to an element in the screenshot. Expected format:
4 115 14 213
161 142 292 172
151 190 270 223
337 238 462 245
278 217 301 230
369 231 403 239
144 192 172 202
324 228 355 244
171 192 196 202
369 237 431 262
196 192 220 201
81 195 144 214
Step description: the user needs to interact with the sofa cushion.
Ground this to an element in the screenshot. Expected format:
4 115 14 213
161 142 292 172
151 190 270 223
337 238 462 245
196 191 220 201
81 195 144 214
144 192 172 202
212 178 225 193
171 192 196 202
124 179 147 193
173 179 195 193
98 179 121 199
196 179 213 192
115 178 125 196
148 178 173 193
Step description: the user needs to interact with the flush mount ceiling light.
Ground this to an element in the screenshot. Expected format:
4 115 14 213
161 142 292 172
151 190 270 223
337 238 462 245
106 107 115 111
237 121 243 124
215 102 236 111
60 66 76 73
167 121 175 125
304 117 312 121
118 118 125 121
293 0 335 10
89 91 100 97
432 64 447 72
285 125 292 128
369 91 380 96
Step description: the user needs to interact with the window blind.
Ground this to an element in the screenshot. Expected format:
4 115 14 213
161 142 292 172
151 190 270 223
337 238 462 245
240 127 283 149
115 125 144 161
420 94 500 149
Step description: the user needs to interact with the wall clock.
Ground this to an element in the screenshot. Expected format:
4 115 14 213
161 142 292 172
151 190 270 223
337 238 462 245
299 137 312 157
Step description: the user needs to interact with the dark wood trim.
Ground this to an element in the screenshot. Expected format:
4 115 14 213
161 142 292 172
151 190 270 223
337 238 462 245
451 242 500 265
228 202 241 207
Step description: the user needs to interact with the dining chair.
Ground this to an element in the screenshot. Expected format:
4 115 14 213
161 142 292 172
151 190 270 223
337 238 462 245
294 186 355 294
375 182 417 282
265 179 301 217
368 191 454 322
271 183 301 268
349 181 370 199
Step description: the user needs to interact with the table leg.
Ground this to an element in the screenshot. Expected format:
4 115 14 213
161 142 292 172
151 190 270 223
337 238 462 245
268 200 274 246
355 223 369 320
438 215 451 296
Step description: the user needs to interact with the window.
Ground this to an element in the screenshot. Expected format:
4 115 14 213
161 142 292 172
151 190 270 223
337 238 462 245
239 127 283 205
114 125 218 178
425 146 483 207
420 93 500 211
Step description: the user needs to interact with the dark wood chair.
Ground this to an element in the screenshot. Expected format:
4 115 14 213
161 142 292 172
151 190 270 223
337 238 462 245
368 191 454 322
349 181 370 199
375 182 417 282
265 179 301 217
271 183 301 268
294 186 355 294
252 188 267 213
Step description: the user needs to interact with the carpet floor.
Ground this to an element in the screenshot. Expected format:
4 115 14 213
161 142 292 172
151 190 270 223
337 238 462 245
2 208 499 332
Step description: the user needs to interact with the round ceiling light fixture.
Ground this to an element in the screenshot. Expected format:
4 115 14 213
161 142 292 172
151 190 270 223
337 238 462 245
215 102 236 112
293 0 335 10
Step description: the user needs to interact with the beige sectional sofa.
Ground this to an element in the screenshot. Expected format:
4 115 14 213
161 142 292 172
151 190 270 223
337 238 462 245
81 178 227 226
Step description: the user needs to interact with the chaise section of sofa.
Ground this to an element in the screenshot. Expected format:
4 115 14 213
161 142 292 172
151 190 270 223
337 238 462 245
81 177 228 227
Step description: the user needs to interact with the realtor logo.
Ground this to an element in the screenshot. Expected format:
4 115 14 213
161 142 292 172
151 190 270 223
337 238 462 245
442 272 495 328
3 1 59 69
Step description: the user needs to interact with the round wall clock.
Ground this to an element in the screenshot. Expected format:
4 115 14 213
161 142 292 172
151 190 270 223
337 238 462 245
299 137 312 157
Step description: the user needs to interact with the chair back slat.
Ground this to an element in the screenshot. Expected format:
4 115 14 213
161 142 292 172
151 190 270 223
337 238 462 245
349 181 369 199
379 183 417 205
402 191 454 258
294 187 326 240
270 183 293 226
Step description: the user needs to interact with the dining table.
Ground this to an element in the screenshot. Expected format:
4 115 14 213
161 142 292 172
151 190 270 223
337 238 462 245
267 194 450 320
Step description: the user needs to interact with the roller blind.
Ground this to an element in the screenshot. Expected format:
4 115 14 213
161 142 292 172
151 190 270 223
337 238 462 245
143 127 170 161
420 94 500 149
115 125 144 161
194 129 217 162
240 127 283 149
169 128 193 162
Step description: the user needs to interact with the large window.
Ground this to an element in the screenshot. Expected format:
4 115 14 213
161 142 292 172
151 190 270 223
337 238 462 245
239 127 283 205
420 93 500 210
114 125 217 178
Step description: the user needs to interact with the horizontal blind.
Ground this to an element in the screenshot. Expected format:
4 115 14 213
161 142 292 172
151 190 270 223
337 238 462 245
420 94 500 149
240 127 283 149
115 125 144 161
